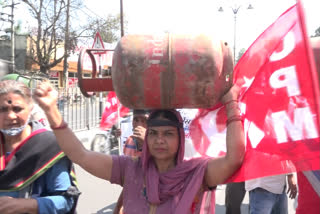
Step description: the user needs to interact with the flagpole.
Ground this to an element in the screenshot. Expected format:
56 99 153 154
118 0 124 155
120 0 124 37
117 105 121 155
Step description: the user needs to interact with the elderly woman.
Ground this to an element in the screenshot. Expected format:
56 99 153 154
34 81 245 213
0 80 78 214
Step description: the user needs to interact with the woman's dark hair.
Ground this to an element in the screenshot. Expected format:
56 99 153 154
147 109 179 123
147 110 182 162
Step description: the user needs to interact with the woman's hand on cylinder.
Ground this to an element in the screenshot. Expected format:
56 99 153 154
33 81 58 112
221 84 241 118
205 84 245 187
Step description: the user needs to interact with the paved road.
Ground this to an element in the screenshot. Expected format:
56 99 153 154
74 130 296 214
75 130 121 214
75 164 122 214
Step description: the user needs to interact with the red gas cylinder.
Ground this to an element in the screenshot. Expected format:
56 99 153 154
112 34 234 109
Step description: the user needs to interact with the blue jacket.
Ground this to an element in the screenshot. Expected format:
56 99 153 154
0 157 74 214
0 121 76 214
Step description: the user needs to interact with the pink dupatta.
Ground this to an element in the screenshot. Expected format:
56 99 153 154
141 109 214 213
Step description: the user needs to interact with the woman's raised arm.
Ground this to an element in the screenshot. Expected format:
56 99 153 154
34 82 113 181
205 84 245 187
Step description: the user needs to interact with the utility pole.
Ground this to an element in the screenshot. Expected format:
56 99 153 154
120 0 124 37
2 0 19 73
118 0 124 155
10 0 14 72
218 3 253 65
63 0 70 88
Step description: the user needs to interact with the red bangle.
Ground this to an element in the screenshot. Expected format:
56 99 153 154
51 121 68 130
226 115 243 126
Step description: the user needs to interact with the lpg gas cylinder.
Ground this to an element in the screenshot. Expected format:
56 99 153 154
112 34 234 109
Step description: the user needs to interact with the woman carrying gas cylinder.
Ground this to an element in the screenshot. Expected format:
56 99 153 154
34 80 244 214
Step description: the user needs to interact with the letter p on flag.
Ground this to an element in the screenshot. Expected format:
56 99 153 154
269 66 301 97
189 0 320 182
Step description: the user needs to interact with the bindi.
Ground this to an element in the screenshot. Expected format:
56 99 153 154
8 100 12 104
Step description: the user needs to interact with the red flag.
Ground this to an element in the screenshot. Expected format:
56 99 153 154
100 92 130 129
190 1 320 182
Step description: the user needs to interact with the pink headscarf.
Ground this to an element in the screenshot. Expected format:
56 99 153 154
141 109 210 213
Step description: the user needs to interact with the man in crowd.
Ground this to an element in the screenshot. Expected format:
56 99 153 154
245 174 297 214
122 109 149 157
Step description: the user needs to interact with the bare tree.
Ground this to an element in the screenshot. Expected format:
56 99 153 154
311 26 320 37
22 0 126 77
236 48 246 63
86 14 126 43
22 0 82 74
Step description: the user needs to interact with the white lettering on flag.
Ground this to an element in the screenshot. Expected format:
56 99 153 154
269 66 301 97
248 121 265 148
106 102 111 109
111 97 118 106
105 112 117 123
272 107 319 143
270 31 295 61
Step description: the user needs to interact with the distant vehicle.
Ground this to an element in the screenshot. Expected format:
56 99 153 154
90 113 133 155
90 125 119 155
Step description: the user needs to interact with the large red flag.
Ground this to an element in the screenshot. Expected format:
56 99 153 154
100 91 130 129
189 1 320 182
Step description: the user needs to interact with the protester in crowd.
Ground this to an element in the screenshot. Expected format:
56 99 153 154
296 170 320 214
1 73 49 128
34 81 244 213
123 109 149 157
0 80 79 214
245 174 297 214
225 182 246 214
